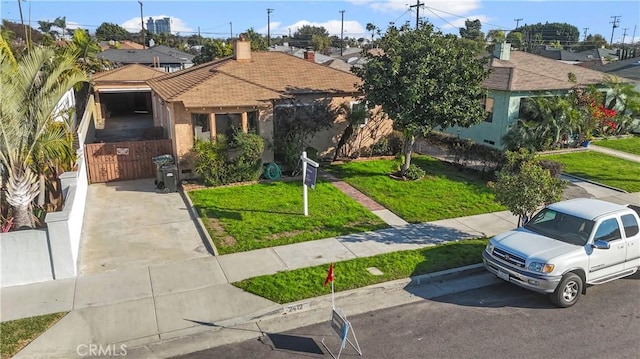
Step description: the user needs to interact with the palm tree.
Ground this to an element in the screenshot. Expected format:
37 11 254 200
0 42 88 229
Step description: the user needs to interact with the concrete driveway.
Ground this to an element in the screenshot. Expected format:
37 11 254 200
77 179 211 275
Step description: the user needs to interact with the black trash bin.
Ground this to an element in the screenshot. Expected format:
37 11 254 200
160 164 178 193
152 154 174 188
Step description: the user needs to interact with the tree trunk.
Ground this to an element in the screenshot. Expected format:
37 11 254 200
400 134 415 176
6 165 40 229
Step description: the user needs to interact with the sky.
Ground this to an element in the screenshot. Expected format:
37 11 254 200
1 0 639 44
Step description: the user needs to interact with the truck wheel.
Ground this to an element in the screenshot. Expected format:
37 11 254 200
550 273 582 308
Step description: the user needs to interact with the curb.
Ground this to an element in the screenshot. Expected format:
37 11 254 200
216 263 486 327
179 188 219 256
124 264 491 358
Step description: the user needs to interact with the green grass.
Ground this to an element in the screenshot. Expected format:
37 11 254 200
1 312 67 358
327 156 505 223
233 238 488 303
594 135 640 155
543 152 640 192
188 180 388 254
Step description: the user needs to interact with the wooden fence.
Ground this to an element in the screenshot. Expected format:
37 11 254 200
85 139 173 183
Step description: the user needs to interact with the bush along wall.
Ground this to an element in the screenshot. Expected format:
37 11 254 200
193 129 265 186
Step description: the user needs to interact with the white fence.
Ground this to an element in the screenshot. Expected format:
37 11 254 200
1 94 94 288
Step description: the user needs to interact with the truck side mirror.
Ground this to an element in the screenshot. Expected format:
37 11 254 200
592 240 610 250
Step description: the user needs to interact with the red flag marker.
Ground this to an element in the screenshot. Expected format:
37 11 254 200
324 262 334 286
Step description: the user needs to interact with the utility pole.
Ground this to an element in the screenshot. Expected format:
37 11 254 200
267 8 274 47
339 10 345 56
632 25 637 45
230 22 233 40
409 0 424 30
609 15 621 45
514 18 523 29
138 1 145 49
583 27 589 41
621 27 629 45
198 26 201 44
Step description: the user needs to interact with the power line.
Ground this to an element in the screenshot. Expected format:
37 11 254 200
425 7 456 29
409 0 424 30
424 6 511 30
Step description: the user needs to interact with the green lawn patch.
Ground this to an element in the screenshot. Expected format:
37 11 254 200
233 238 488 303
188 181 388 254
327 156 505 223
594 135 640 155
1 312 67 358
543 151 640 192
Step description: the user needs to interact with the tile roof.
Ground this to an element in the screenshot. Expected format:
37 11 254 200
485 50 629 91
92 64 166 83
97 46 193 65
148 51 361 108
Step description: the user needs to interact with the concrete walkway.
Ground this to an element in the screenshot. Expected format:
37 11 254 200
3 144 640 358
588 144 640 163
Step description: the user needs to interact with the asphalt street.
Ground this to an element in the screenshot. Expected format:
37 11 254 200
175 271 640 359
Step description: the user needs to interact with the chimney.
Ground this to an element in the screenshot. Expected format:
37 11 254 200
303 49 315 62
493 42 510 61
233 33 251 62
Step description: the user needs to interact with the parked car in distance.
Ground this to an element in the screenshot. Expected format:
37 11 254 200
483 198 640 307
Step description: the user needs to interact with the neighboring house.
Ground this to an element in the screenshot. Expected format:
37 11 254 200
592 56 640 88
538 47 619 65
148 38 392 179
98 40 145 51
91 64 166 127
97 45 194 73
444 43 630 149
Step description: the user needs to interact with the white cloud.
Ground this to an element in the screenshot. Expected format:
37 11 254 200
120 16 194 35
264 20 366 37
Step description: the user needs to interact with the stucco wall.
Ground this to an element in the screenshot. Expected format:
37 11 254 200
1 229 53 287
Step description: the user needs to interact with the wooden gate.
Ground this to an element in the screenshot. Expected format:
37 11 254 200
85 139 173 183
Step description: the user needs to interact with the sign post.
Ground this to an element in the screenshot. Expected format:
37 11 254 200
300 151 319 216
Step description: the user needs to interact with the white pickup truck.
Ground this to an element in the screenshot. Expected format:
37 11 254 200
483 198 640 307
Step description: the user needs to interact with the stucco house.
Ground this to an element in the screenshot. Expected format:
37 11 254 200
98 45 194 73
147 38 392 180
444 43 629 149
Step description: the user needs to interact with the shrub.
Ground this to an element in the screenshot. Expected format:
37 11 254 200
539 159 564 179
371 131 403 156
193 129 264 186
403 163 426 180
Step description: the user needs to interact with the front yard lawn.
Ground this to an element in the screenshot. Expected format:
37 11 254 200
327 156 505 223
234 238 488 303
188 181 388 254
1 312 67 358
594 135 640 155
543 151 640 192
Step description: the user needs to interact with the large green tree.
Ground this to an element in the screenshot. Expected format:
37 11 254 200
244 28 267 51
353 22 490 176
290 25 331 51
0 43 88 229
515 22 580 52
192 38 232 65
575 33 608 51
95 22 131 41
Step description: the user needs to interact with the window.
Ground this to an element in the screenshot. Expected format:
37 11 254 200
192 113 210 141
594 218 622 242
350 101 369 126
215 113 242 139
484 97 494 123
621 214 639 237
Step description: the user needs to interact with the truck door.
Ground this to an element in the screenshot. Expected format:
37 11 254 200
589 217 626 280
621 213 640 269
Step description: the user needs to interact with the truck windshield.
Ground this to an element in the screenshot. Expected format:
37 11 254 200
524 209 595 245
